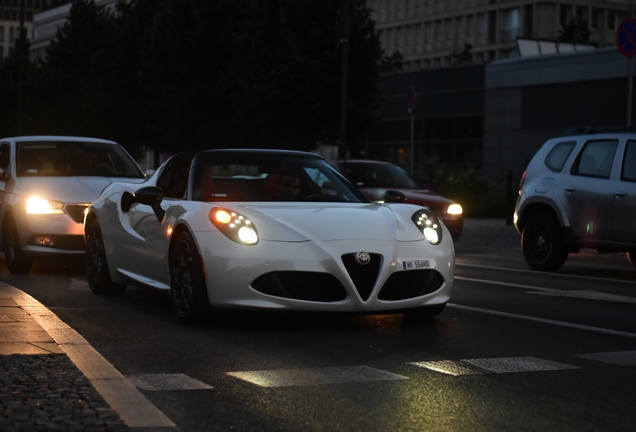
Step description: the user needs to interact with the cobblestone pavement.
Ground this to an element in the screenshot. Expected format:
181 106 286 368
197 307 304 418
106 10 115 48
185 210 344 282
0 354 129 431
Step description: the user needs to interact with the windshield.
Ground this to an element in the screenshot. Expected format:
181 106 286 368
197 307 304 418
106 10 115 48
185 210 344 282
189 152 368 203
17 141 145 178
344 163 423 189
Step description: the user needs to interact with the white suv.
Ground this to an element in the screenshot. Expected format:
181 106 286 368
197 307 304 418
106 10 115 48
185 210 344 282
514 127 636 271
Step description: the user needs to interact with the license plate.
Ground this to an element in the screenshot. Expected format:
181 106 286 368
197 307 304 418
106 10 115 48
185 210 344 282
402 260 430 270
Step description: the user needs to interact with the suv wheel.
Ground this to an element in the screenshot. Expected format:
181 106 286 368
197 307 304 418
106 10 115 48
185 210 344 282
522 212 569 271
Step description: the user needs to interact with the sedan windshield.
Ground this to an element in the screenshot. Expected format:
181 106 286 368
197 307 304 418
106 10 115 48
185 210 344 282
17 141 145 178
345 163 423 189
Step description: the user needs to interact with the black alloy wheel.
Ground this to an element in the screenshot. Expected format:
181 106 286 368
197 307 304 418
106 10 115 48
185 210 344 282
522 212 569 271
85 221 126 295
3 217 33 274
170 231 211 324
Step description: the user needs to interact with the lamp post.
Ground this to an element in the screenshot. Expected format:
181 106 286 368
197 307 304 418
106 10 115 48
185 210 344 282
339 0 349 159
18 0 25 135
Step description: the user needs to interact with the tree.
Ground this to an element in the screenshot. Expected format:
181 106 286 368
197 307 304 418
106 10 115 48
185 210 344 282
558 18 591 44
12 0 400 158
448 43 473 66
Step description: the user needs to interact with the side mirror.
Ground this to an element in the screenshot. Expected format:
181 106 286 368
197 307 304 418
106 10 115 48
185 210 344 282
135 186 165 222
383 190 406 203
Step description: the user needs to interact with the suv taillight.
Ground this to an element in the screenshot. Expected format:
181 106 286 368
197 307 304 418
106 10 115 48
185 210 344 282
518 171 526 193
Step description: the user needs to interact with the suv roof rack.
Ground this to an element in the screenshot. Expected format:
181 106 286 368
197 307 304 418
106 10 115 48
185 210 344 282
561 125 636 136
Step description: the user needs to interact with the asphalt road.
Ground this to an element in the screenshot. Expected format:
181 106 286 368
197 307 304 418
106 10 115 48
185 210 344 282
2 220 635 431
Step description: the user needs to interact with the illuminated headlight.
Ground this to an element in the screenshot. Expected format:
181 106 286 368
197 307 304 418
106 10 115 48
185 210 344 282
209 207 258 245
411 209 443 245
26 197 65 215
447 203 463 215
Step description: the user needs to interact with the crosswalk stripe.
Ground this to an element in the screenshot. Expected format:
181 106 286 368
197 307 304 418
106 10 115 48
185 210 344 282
410 357 579 375
127 374 213 391
227 365 408 387
575 350 636 365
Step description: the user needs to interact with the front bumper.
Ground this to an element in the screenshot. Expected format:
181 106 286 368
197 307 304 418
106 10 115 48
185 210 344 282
197 231 455 312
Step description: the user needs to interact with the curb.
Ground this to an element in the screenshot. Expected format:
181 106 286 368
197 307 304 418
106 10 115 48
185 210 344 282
1 283 178 431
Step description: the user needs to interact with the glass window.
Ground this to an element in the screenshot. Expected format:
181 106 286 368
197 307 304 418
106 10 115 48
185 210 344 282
622 140 636 182
545 141 576 172
572 140 618 179
17 141 145 178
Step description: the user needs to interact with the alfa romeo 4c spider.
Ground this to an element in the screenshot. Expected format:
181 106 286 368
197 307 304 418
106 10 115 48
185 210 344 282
84 149 454 324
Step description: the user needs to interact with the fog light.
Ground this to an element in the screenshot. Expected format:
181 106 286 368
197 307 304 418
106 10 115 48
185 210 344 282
35 236 54 246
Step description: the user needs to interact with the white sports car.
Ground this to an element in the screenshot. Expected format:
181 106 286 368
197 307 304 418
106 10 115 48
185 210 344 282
85 149 454 323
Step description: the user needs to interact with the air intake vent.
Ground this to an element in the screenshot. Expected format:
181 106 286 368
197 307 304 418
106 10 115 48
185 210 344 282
341 253 382 301
64 204 90 224
378 270 444 301
252 272 347 302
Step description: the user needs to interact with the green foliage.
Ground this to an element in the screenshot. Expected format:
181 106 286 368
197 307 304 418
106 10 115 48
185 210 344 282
558 19 591 44
1 0 399 158
416 164 510 218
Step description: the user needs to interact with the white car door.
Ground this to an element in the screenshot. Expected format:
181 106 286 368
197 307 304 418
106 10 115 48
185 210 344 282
559 139 618 242
612 139 636 245
127 199 172 283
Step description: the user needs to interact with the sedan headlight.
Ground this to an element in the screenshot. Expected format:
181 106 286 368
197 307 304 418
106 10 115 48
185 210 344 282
411 209 443 245
447 203 463 215
209 207 258 245
26 197 65 215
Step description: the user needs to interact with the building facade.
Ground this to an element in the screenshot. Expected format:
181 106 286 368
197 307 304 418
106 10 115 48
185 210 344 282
368 0 634 71
30 0 117 59
0 0 59 60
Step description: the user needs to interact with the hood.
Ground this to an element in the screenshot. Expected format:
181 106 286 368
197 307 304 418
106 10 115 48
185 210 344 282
15 177 146 204
243 203 416 242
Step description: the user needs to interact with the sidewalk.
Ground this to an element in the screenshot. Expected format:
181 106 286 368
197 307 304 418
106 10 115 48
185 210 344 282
0 284 177 431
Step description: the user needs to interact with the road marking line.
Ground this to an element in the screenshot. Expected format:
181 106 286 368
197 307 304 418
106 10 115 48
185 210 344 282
127 374 213 391
455 263 636 284
455 276 636 304
1 285 177 430
574 350 636 365
227 365 408 387
410 357 578 375
448 303 636 339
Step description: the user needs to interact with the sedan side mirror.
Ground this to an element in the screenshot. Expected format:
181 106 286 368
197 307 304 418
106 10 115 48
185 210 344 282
383 190 406 203
135 186 165 222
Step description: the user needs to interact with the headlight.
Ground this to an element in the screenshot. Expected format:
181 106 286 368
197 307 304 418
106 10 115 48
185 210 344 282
411 209 443 245
26 197 65 215
447 203 463 215
209 207 258 245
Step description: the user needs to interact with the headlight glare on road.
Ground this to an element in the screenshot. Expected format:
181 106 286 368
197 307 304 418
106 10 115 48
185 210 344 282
210 207 258 245
26 197 65 215
411 209 443 245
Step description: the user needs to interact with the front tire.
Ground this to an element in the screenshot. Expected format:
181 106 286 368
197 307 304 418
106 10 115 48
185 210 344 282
170 232 211 324
85 220 126 295
3 216 33 274
522 212 568 271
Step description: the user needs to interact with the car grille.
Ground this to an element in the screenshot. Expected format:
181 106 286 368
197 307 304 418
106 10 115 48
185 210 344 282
27 234 85 251
64 204 90 224
378 270 444 300
341 253 382 301
252 272 347 302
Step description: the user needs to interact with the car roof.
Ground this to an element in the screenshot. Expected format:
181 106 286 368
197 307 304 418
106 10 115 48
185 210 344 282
329 159 394 166
198 148 324 159
0 135 118 144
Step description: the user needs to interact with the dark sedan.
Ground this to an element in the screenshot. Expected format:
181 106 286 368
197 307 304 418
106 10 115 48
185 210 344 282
329 159 463 240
